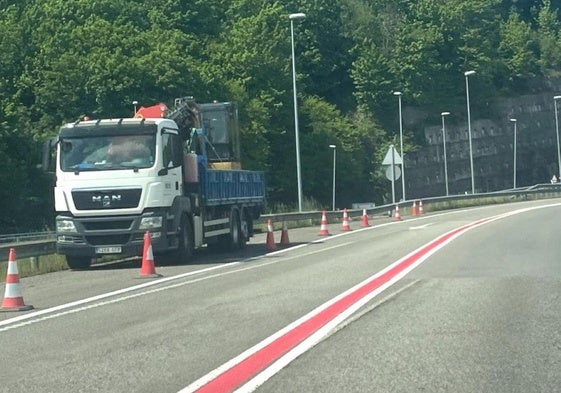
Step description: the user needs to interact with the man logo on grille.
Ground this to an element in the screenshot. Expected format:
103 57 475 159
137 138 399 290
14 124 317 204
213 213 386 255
92 194 121 207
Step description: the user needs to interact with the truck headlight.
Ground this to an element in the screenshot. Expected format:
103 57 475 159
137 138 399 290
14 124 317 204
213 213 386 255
140 216 162 229
57 219 77 233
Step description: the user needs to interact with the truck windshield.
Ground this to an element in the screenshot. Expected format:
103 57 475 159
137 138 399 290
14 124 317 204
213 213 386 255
60 133 156 172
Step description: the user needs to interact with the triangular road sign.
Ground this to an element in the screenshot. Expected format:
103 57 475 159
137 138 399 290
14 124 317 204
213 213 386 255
382 145 403 165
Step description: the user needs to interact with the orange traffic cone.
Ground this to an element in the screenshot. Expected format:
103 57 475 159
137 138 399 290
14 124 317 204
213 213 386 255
394 204 402 221
319 211 330 236
266 219 277 251
419 200 425 215
341 208 351 231
139 231 161 278
412 200 418 216
1 248 33 312
361 209 370 227
279 221 290 246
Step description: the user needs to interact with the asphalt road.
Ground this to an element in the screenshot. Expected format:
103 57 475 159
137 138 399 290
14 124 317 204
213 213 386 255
1 199 560 392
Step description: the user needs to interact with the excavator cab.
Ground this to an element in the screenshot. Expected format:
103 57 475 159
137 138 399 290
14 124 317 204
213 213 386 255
199 102 241 169
135 98 242 170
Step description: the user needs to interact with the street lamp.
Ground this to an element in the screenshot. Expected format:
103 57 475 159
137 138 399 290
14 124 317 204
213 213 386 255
329 145 336 211
510 118 517 189
554 95 561 179
289 12 306 212
464 70 476 194
441 111 451 196
393 91 405 201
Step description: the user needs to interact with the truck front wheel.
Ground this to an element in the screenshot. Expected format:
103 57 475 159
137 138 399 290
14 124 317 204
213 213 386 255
176 215 194 263
66 255 91 270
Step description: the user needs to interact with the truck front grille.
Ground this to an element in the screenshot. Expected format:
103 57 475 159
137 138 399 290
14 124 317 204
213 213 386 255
83 220 133 230
72 189 142 210
85 234 131 246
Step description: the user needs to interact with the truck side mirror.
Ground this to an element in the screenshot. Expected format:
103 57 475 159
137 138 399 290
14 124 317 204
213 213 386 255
42 137 58 173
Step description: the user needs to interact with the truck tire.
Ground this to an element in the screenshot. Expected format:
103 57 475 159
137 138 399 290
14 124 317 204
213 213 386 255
239 208 250 248
66 255 91 270
214 208 243 250
176 215 194 263
229 209 242 249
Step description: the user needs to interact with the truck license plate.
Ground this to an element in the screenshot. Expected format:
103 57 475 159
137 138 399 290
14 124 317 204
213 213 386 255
95 246 122 254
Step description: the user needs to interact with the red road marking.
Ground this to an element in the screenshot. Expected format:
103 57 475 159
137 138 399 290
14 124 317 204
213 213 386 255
192 216 495 392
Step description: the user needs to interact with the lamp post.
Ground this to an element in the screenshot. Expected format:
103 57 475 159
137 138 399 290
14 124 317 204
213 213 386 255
329 145 336 211
510 118 517 189
393 91 405 201
464 70 476 194
289 12 306 212
554 95 561 179
441 111 451 196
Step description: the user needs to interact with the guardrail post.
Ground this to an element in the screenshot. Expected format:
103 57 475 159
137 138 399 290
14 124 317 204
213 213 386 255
30 256 38 271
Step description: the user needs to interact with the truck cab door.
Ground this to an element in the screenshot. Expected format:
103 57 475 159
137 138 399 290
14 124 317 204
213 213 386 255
161 129 184 196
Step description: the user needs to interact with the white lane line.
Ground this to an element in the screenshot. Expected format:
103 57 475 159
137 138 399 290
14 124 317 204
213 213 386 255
230 218 497 393
0 263 236 330
181 202 561 393
409 223 433 230
0 242 354 332
2 201 558 333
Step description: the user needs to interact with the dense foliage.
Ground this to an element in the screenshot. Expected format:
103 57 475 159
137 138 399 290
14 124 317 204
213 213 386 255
1 0 560 233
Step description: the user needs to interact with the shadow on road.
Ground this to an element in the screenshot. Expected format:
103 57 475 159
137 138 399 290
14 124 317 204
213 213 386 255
88 241 310 271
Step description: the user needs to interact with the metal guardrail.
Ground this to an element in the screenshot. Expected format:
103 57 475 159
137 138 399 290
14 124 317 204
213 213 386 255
0 232 55 244
258 183 561 224
0 239 56 262
3 183 561 262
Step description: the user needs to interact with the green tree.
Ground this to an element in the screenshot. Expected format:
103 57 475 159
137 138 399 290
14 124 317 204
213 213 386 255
1 0 561 231
535 0 561 76
351 40 395 114
498 10 539 90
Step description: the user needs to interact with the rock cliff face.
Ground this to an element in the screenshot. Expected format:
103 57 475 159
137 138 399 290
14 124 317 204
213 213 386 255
403 92 561 199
